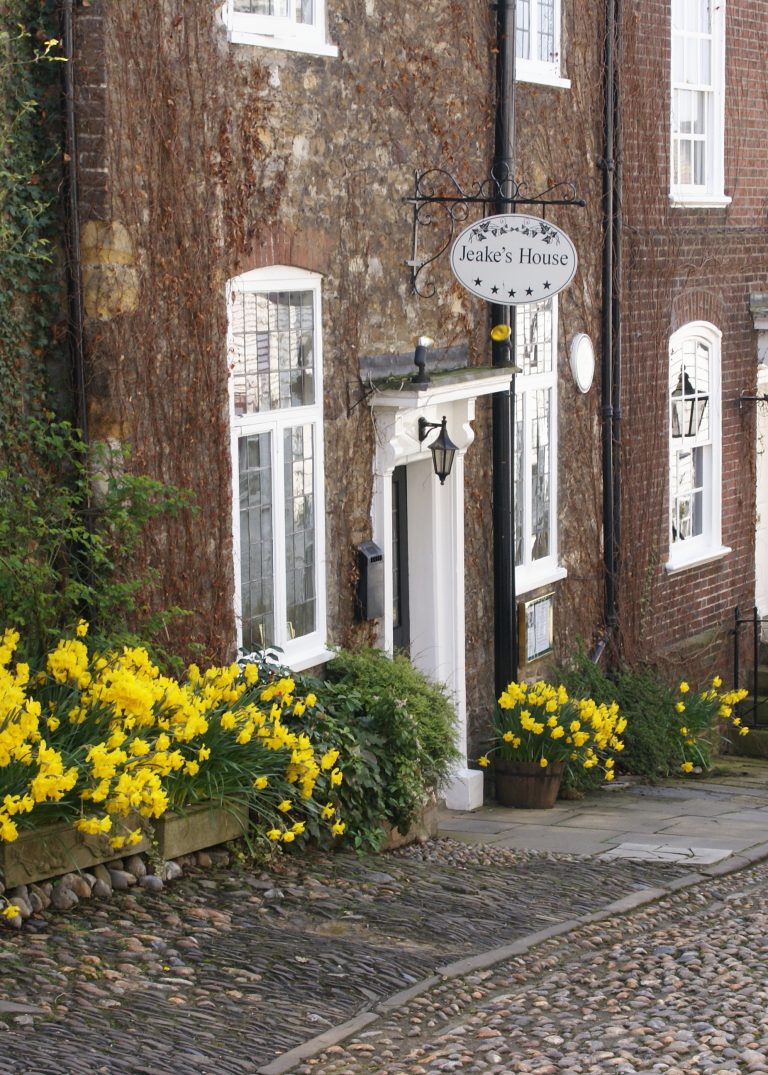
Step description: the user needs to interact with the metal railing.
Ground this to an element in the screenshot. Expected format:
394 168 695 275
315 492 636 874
733 606 768 726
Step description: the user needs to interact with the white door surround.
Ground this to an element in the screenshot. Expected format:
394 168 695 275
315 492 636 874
369 368 514 811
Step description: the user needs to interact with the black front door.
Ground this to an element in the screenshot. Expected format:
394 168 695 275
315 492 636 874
392 465 410 653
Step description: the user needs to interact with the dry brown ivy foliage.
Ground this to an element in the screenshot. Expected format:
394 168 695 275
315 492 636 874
86 1 281 663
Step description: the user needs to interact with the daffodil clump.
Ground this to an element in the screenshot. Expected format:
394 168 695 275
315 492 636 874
478 679 627 783
0 624 344 851
674 676 748 773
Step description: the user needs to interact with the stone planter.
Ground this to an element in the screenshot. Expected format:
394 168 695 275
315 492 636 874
151 801 249 860
0 817 150 888
494 759 565 809
381 794 439 850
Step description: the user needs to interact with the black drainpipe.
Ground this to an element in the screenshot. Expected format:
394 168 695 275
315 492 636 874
599 0 618 639
612 0 623 630
491 0 518 696
62 0 88 441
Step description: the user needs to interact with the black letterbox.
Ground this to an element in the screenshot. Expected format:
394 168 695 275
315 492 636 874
356 540 384 621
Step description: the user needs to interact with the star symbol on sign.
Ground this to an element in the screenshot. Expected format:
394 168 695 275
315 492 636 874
525 287 533 296
491 286 499 294
508 288 516 298
543 281 551 290
474 278 482 286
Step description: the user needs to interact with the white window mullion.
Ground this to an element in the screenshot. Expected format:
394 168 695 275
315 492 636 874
272 417 288 645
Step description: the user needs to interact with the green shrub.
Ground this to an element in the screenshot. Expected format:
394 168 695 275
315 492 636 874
558 649 679 782
325 647 458 813
557 648 744 783
0 417 194 666
253 647 459 851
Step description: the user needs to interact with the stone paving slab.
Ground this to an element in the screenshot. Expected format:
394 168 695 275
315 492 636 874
654 815 768 838
476 827 615 855
600 829 755 851
598 842 733 864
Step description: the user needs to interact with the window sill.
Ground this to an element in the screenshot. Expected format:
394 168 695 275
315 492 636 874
665 545 731 575
287 646 336 673
516 564 567 597
226 28 339 56
515 61 571 90
669 193 732 210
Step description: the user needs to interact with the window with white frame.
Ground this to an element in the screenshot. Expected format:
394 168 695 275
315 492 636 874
515 0 569 88
514 298 565 593
221 0 337 57
227 266 328 668
670 0 729 207
667 321 728 571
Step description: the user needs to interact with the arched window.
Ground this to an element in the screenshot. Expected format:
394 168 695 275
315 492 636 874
667 321 729 571
227 266 328 668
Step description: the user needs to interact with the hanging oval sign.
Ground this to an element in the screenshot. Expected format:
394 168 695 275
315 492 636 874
450 214 578 305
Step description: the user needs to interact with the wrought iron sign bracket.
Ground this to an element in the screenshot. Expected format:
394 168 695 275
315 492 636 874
740 391 768 410
404 164 586 298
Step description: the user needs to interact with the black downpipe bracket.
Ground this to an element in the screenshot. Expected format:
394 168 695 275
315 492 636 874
492 0 519 697
62 0 88 442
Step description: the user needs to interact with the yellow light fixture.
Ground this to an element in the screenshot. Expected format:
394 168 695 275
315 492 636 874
490 324 511 342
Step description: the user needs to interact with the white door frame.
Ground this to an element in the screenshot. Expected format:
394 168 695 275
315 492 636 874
369 370 513 811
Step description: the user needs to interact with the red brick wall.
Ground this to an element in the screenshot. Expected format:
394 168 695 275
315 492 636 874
619 0 767 677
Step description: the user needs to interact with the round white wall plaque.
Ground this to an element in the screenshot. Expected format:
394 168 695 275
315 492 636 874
570 333 595 393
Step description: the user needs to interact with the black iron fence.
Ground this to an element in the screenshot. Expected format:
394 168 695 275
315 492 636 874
733 606 768 726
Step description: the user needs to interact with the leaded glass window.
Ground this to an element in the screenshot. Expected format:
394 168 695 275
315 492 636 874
513 299 559 590
515 0 564 83
223 0 335 57
228 268 326 667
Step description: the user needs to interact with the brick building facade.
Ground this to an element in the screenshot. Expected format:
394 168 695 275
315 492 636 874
60 0 766 805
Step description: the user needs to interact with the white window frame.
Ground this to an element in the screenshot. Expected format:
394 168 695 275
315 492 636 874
220 0 338 57
666 321 730 574
669 0 730 208
515 0 570 90
227 265 330 671
514 297 567 595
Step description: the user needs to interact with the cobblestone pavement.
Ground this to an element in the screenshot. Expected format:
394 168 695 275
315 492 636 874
298 857 768 1075
0 841 697 1074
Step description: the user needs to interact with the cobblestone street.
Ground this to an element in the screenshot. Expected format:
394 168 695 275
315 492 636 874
4 771 768 1075
0 843 694 1074
300 857 768 1075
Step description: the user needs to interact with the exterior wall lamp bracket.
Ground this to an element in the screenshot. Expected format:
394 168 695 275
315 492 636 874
418 415 458 485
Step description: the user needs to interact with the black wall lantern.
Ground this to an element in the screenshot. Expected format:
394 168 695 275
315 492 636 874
671 369 708 438
418 415 457 485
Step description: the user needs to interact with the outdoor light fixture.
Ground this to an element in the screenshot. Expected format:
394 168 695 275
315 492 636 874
412 336 435 387
671 369 708 438
418 415 457 485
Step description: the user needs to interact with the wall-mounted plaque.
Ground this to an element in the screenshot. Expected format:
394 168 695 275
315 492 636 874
519 592 555 664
